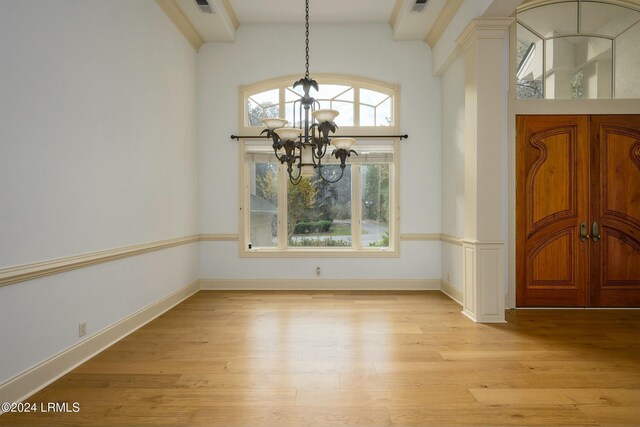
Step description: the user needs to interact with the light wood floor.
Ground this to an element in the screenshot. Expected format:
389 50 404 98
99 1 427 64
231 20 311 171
1 291 640 426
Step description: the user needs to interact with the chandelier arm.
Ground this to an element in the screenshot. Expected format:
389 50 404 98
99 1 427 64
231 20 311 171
273 146 285 162
317 166 345 184
310 147 321 167
289 167 303 185
310 125 320 161
313 142 327 162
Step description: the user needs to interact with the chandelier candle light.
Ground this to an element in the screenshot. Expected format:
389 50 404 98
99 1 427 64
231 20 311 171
260 0 357 184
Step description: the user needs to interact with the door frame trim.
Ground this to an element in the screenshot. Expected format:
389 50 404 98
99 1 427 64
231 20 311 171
506 21 640 308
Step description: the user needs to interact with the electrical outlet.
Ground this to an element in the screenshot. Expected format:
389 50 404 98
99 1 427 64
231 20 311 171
79 321 87 337
316 266 321 276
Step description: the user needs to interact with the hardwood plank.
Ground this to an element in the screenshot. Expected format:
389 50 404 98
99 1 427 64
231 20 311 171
578 405 640 426
469 388 577 405
223 360 376 374
1 291 639 426
297 387 477 407
175 373 340 390
388 404 599 426
118 388 297 406
565 389 640 405
189 406 392 427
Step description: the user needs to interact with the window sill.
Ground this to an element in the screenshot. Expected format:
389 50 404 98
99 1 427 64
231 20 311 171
239 248 399 258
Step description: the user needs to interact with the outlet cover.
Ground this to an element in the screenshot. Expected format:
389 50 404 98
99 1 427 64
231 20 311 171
79 321 87 337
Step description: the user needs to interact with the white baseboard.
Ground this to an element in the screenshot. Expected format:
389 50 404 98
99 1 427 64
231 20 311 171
0 280 199 408
200 278 441 291
440 279 463 305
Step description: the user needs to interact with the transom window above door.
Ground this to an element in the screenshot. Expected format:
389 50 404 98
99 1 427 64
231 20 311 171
515 0 640 100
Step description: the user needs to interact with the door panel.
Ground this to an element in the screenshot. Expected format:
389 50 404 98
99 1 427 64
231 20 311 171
517 116 590 307
527 128 578 234
590 116 640 307
529 229 573 283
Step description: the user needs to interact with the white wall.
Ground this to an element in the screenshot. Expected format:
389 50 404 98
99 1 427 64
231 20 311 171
441 54 466 290
616 22 640 98
198 23 442 280
0 0 198 384
441 55 465 239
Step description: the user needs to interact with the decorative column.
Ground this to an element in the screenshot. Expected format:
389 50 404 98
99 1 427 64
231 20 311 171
457 18 513 323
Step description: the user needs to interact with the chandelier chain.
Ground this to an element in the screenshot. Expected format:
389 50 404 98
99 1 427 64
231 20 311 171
305 0 310 79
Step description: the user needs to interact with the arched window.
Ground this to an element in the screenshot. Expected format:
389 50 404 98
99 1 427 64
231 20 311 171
516 0 640 99
240 75 399 132
238 75 400 256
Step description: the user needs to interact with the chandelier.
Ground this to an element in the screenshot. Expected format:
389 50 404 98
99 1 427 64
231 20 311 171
260 0 356 184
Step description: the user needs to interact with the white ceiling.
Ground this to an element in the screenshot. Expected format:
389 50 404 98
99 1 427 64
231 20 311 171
173 0 531 45
229 0 396 24
177 0 235 41
392 0 447 41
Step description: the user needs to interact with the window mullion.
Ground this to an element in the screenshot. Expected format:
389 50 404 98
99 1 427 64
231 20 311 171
279 87 285 120
242 144 249 250
354 85 360 127
278 163 288 250
352 164 362 250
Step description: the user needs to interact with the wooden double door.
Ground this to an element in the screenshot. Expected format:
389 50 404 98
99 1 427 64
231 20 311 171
517 115 640 307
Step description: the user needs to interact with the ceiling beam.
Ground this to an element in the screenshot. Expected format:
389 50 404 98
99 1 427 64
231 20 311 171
388 0 404 28
424 0 464 47
155 0 204 50
220 0 239 30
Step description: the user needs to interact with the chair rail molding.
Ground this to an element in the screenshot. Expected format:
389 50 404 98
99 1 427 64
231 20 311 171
0 235 200 287
199 234 239 241
400 233 441 241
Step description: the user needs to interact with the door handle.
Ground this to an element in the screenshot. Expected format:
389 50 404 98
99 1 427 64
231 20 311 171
580 222 590 242
592 221 601 242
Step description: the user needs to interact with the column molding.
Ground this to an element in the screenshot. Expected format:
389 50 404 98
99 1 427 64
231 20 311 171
457 18 515 51
463 241 506 323
457 17 512 323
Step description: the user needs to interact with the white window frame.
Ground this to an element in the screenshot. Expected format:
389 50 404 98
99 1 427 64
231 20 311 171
238 74 401 137
238 75 401 257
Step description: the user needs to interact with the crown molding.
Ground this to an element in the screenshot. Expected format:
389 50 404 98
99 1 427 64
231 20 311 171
456 17 514 51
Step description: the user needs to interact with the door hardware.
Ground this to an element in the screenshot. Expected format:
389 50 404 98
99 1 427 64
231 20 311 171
592 221 601 242
580 222 590 242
